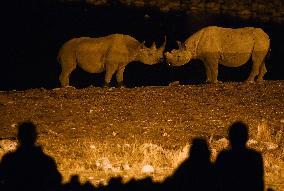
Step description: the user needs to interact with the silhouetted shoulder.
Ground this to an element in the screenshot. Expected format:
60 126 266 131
0 152 15 163
215 148 264 191
216 148 263 165
245 148 264 166
215 149 230 161
247 148 262 156
0 150 20 169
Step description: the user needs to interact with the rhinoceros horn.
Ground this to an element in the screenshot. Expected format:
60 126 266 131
158 36 167 53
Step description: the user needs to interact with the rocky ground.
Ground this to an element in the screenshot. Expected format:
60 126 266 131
0 81 283 190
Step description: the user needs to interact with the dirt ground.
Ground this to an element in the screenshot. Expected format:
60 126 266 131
0 81 283 190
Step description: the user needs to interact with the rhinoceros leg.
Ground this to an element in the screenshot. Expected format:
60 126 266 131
246 52 264 83
204 54 220 83
116 66 126 87
204 63 213 83
104 62 118 87
256 61 267 82
59 57 77 87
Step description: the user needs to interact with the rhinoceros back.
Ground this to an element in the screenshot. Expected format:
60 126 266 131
195 26 269 67
57 37 91 63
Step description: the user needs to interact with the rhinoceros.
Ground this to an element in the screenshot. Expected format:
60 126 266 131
58 34 166 87
165 26 270 83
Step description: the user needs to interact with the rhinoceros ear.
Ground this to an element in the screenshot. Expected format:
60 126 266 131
150 42 157 50
139 41 146 49
176 41 185 49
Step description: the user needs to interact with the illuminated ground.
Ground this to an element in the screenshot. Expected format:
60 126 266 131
0 81 283 190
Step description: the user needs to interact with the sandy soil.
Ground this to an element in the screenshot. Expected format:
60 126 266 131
0 81 283 189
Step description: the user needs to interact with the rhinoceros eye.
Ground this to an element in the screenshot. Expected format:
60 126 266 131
148 51 155 56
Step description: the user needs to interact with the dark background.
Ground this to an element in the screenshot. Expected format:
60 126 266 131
1 1 283 90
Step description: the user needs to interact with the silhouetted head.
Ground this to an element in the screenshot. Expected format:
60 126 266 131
189 138 211 163
70 175 80 182
229 121 249 149
17 121 38 147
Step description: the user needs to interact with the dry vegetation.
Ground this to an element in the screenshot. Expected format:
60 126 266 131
0 81 283 190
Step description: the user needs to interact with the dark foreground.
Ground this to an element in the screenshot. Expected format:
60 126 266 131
0 81 283 190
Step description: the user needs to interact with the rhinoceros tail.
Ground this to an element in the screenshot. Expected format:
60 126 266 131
265 48 271 62
57 47 63 63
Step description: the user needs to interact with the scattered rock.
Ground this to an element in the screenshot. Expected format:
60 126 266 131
112 131 118 136
144 14 150 19
169 81 180 86
96 157 112 171
141 164 154 174
122 163 130 170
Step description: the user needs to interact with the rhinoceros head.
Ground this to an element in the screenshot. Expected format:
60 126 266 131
136 36 166 65
165 41 192 66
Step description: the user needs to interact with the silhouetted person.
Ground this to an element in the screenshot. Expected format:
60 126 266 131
82 180 96 191
165 138 215 191
63 175 83 191
215 121 264 191
126 177 158 191
106 176 125 191
0 121 62 191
